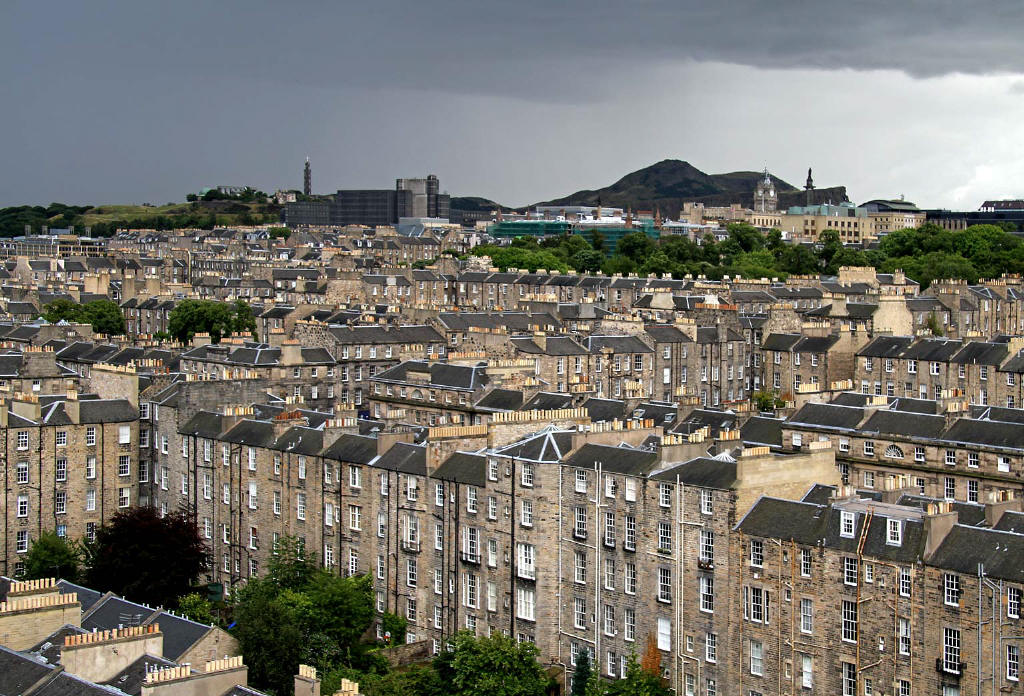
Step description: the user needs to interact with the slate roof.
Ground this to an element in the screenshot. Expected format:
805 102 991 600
943 418 1024 450
583 335 653 354
321 434 379 464
373 361 487 390
696 326 744 343
37 399 138 426
474 388 523 411
885 397 941 415
951 341 1007 365
673 408 739 435
327 324 443 345
272 426 323 455
521 392 573 411
1000 350 1024 373
631 401 678 425
563 443 658 476
583 397 627 422
801 483 837 505
101 654 177 695
737 496 926 564
0 645 56 695
437 312 561 332
741 417 784 448
644 325 694 344
221 419 276 447
857 336 914 358
433 452 487 486
57 580 104 613
993 511 1024 534
829 392 872 407
28 625 87 666
762 333 801 351
81 596 154 633
374 442 427 475
901 338 961 361
928 525 1024 583
860 410 946 439
146 609 212 661
794 335 839 353
179 411 226 439
894 495 987 527
788 402 864 430
652 457 738 489
511 335 588 355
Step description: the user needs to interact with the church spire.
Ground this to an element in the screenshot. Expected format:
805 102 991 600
303 157 311 197
804 167 814 206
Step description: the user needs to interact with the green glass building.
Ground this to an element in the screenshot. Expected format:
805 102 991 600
487 221 659 254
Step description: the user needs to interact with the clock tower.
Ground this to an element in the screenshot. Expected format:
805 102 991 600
753 167 777 213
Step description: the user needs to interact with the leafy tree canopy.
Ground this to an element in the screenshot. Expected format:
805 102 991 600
23 531 83 583
177 592 215 624
167 299 256 343
42 299 125 335
231 536 380 696
448 631 550 696
476 221 1024 288
84 507 209 609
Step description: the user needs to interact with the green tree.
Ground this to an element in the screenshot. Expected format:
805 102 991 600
617 232 655 263
449 631 549 696
41 298 82 323
23 531 82 582
233 581 307 695
232 541 377 696
640 250 675 276
177 592 215 624
83 299 126 335
232 299 258 339
380 612 407 646
605 654 670 696
42 298 125 335
601 255 637 276
726 222 765 252
753 389 781 412
925 311 945 337
571 648 592 696
267 536 320 590
84 507 209 609
572 250 604 273
167 299 238 343
777 243 819 275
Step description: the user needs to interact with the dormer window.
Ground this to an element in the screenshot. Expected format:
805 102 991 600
887 519 902 546
840 511 856 538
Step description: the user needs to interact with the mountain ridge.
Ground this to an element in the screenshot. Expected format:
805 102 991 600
451 159 849 216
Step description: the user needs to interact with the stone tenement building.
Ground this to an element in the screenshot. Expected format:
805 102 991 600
0 392 139 578
781 394 1024 505
10 227 1024 696
137 382 1024 696
735 489 1024 696
855 335 1024 407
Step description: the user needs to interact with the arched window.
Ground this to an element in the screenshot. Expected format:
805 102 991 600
411 389 424 400
885 444 904 460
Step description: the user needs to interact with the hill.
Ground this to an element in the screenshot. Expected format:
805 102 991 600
530 159 848 213
0 200 282 238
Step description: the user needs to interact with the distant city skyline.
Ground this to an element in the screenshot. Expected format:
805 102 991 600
5 1 1024 210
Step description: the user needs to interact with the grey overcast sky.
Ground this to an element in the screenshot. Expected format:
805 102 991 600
5 0 1024 209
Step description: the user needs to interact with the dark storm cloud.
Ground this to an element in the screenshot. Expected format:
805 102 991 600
10 1 1024 99
3 1 1024 207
